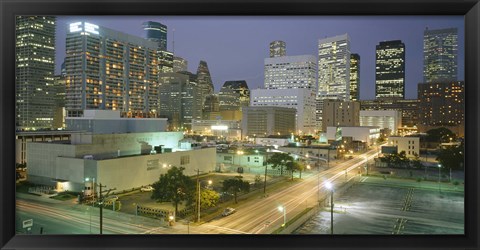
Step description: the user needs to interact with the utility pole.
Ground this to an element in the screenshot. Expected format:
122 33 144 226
97 183 114 235
196 169 201 223
263 151 269 195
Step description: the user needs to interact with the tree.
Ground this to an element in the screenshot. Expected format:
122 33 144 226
436 143 464 171
266 153 293 176
286 161 303 180
151 166 195 216
426 127 456 143
222 176 250 204
199 189 219 210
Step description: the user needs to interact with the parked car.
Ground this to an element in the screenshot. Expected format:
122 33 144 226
140 186 154 192
222 207 236 217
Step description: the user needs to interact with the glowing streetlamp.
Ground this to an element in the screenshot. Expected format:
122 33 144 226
325 181 334 234
278 205 286 227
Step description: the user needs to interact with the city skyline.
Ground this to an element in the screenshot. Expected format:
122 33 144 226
54 16 464 100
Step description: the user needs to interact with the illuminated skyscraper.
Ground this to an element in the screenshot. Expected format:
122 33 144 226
350 54 360 101
317 34 351 130
375 40 405 99
269 40 286 58
143 21 168 51
65 22 159 118
423 27 458 83
264 55 317 90
418 81 464 127
219 80 250 111
173 56 188 73
15 16 56 130
196 60 215 109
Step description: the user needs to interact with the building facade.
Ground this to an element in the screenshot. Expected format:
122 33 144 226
322 100 360 132
359 110 402 134
360 99 420 127
264 55 317 90
269 40 286 58
388 136 420 158
375 40 405 99
65 22 160 118
326 126 380 146
250 88 317 134
218 80 250 111
423 27 458 83
418 81 464 127
173 56 188 73
143 21 168 51
350 53 360 101
191 120 241 141
241 106 296 138
16 16 56 130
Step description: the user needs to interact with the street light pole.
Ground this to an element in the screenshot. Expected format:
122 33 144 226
438 164 441 193
196 169 201 223
278 206 286 227
325 182 334 234
263 150 269 195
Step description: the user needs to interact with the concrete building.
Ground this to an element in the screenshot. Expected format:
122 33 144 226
264 55 317 90
216 153 265 169
269 40 286 58
375 40 405 99
66 110 167 134
326 126 380 146
423 27 458 83
241 106 296 138
27 131 216 193
360 99 419 127
250 88 317 134
65 22 159 118
16 16 56 130
254 137 291 147
359 110 402 134
191 119 241 141
350 53 360 101
388 136 420 158
322 100 360 132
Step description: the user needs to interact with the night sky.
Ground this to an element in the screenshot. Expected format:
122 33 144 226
55 16 464 100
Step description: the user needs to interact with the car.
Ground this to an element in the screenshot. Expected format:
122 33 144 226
140 186 154 192
222 207 236 217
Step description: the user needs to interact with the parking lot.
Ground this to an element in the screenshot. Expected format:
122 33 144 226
295 176 464 234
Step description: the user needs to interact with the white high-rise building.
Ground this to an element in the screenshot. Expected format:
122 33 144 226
250 88 317 135
264 55 317 90
317 34 351 130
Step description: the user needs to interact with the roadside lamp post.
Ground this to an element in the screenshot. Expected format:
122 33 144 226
197 177 212 223
278 205 286 227
84 177 95 234
325 181 334 234
438 164 442 193
264 149 269 195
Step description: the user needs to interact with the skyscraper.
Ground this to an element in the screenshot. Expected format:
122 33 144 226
269 40 286 58
143 21 168 51
375 40 405 99
423 27 458 83
264 55 317 90
418 81 464 127
350 54 360 101
16 16 56 130
196 60 215 109
173 56 188 73
218 80 250 111
65 22 159 118
317 34 351 130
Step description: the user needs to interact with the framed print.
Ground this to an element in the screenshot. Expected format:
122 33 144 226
1 0 479 249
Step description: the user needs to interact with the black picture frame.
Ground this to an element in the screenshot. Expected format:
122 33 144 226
1 0 479 249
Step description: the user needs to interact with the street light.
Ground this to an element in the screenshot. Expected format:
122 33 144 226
197 178 212 223
278 205 286 227
438 164 442 193
325 181 334 234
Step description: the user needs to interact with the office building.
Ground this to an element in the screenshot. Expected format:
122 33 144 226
269 40 286 58
16 16 56 130
53 75 66 129
317 34 351 130
65 22 159 118
418 81 464 128
250 88 317 134
350 54 360 101
219 80 250 111
360 99 420 127
143 21 168 51
321 100 360 132
359 110 402 134
326 126 380 146
202 94 220 120
264 55 317 90
158 72 201 130
423 27 458 83
158 50 174 73
375 40 405 99
196 60 215 108
241 106 296 138
173 56 188 73
191 119 241 141
388 136 420 158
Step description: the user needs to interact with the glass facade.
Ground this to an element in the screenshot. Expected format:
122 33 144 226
269 40 286 58
423 27 458 83
350 53 360 101
375 40 405 99
143 21 168 51
16 16 56 130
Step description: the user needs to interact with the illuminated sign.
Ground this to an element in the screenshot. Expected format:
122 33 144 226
69 22 99 35
211 125 228 131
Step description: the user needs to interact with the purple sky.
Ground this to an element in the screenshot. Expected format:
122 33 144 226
55 16 464 100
